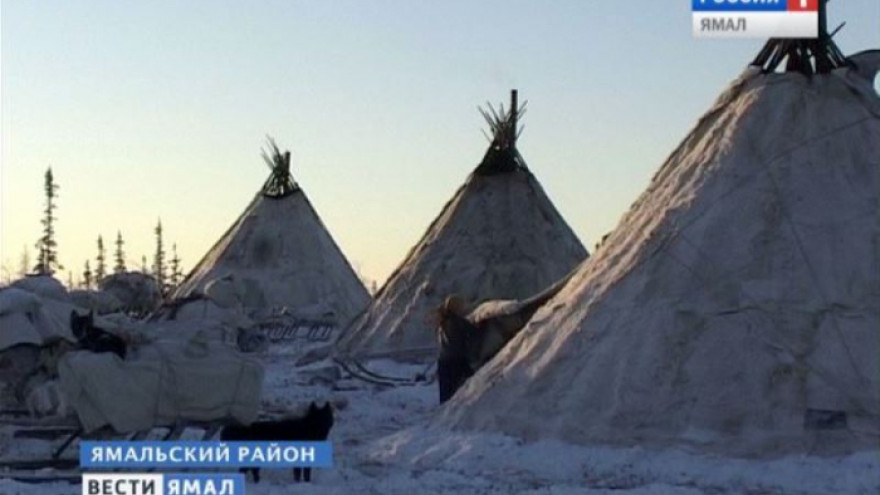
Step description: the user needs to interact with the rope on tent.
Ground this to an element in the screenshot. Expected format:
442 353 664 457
621 110 880 417
662 231 875 417
662 219 873 414
762 142 869 387
652 114 876 265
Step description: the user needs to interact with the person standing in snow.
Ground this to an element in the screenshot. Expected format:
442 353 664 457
435 295 476 403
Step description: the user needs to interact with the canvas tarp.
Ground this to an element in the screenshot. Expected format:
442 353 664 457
58 335 263 433
0 287 77 351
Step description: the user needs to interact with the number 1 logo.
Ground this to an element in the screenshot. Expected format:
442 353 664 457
788 0 818 12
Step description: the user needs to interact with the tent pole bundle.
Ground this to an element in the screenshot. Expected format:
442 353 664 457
475 90 529 176
751 0 850 75
260 136 299 198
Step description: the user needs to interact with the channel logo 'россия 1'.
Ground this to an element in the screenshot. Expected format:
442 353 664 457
693 0 819 39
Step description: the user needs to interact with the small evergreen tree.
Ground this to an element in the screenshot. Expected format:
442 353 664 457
34 167 62 275
83 260 93 290
152 219 167 294
18 245 31 278
95 235 107 283
67 271 74 289
169 243 183 291
141 255 148 273
114 231 127 274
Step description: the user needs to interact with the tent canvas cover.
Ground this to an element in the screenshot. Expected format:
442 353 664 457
59 335 263 433
338 91 588 358
172 140 370 328
0 279 77 351
441 28 880 457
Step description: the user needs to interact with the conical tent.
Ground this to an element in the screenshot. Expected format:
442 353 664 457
172 139 371 327
441 22 880 456
338 91 588 358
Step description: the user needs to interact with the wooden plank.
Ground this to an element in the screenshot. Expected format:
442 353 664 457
0 408 31 417
510 89 518 145
52 428 83 459
0 458 79 470
346 346 436 362
0 472 81 484
128 429 152 441
0 416 80 428
200 423 222 441
13 426 79 439
161 423 187 441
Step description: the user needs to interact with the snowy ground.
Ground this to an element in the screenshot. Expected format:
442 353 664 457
1 355 878 494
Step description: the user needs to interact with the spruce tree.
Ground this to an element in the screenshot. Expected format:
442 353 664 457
170 243 183 291
34 167 61 275
113 231 126 274
18 245 31 278
152 219 167 294
83 260 93 290
95 235 107 283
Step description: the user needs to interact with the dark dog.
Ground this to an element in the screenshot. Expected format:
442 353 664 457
70 311 127 359
220 402 334 483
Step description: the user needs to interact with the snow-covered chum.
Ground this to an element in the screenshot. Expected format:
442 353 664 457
439 32 880 458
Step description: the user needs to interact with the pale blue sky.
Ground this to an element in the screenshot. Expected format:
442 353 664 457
2 1 878 285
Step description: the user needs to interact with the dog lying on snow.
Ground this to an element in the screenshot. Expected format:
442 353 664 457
220 402 334 483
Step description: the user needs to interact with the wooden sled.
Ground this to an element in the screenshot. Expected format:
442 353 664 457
0 413 234 484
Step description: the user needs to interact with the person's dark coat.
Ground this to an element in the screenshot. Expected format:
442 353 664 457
437 311 476 403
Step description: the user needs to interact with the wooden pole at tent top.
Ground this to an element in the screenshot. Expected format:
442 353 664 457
510 89 518 145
